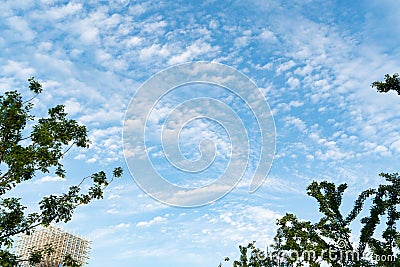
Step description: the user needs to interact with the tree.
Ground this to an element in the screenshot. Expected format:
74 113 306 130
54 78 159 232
371 73 400 95
224 176 400 267
226 241 279 267
269 178 399 267
0 78 123 266
223 73 400 267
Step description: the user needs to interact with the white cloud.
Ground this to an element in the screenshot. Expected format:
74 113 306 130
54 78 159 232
64 99 82 116
87 157 97 163
6 16 36 41
168 41 213 65
259 28 278 42
390 140 400 153
142 20 167 33
124 36 142 47
115 223 130 229
286 76 300 89
80 110 124 125
209 19 218 29
276 60 296 75
375 145 391 157
136 216 167 228
284 116 307 133
44 2 82 20
86 126 122 163
34 175 65 184
2 60 35 80
234 36 250 48
289 100 303 107
139 44 170 61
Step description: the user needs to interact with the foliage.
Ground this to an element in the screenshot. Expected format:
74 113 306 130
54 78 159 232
225 176 400 267
63 254 82 267
219 241 276 267
0 78 123 266
271 177 400 267
372 73 400 95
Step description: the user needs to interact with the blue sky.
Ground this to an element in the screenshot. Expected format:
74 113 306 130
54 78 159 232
1 0 400 266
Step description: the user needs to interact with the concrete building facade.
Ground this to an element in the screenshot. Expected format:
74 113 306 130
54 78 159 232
16 226 91 267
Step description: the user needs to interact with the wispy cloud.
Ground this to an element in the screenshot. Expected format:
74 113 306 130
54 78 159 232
34 175 65 184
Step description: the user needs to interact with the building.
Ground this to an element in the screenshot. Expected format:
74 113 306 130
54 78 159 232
16 226 91 267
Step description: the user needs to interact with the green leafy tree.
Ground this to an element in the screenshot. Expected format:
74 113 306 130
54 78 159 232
0 78 123 266
221 241 277 267
225 176 400 267
270 181 375 267
372 73 400 95
255 173 400 267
